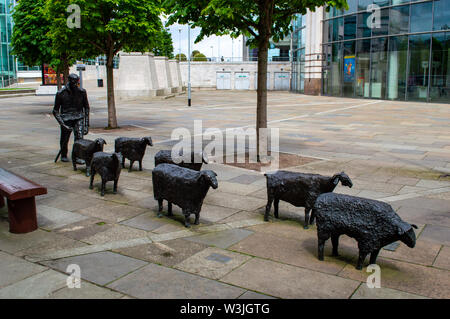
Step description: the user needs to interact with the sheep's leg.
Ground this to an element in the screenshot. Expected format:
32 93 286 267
139 160 143 171
264 196 273 222
356 250 368 270
310 209 316 225
89 169 95 189
72 156 77 171
318 238 326 261
369 249 380 265
331 235 340 256
194 213 200 225
304 208 311 229
85 165 91 177
101 180 106 197
157 199 163 217
168 202 173 216
122 157 125 168
183 209 191 228
129 161 134 172
113 179 118 194
274 199 279 219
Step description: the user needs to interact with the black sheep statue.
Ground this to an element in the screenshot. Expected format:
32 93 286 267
71 138 106 176
114 137 153 172
154 150 208 171
89 152 122 196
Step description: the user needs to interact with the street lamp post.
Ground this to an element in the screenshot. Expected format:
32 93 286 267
188 24 191 107
178 28 182 61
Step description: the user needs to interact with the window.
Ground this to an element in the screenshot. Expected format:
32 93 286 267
372 8 389 36
433 0 450 31
343 41 356 97
370 37 388 98
332 17 344 42
407 34 431 101
410 2 433 33
429 33 450 102
331 42 343 96
389 5 409 35
356 39 371 97
387 36 408 100
357 12 372 38
344 15 357 40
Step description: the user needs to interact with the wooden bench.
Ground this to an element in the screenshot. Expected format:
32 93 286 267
0 168 47 234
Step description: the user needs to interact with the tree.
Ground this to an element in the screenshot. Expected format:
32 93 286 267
47 0 164 129
175 53 187 61
164 0 347 158
153 28 175 58
193 52 207 61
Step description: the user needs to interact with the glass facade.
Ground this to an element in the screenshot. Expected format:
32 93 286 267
322 0 450 102
291 14 306 93
0 0 16 87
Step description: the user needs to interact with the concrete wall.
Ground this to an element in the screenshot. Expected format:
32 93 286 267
179 61 291 90
303 8 324 95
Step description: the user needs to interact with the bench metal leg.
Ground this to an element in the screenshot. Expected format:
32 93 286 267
7 197 38 234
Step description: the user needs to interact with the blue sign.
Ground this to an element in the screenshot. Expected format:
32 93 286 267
344 56 355 83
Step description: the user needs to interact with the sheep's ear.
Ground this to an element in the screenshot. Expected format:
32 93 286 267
332 175 339 185
411 224 418 229
397 222 410 235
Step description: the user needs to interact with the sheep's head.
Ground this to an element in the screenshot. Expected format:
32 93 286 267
333 172 353 188
142 137 153 147
95 138 107 151
200 170 218 189
398 223 418 248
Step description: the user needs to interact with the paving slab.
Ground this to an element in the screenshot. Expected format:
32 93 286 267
107 263 245 299
81 224 149 245
53 218 112 241
228 174 265 185
204 192 266 211
0 251 48 288
238 291 276 299
77 203 147 223
37 205 88 230
41 251 148 286
419 224 450 246
114 238 208 267
49 281 124 299
338 258 450 299
218 181 264 196
185 228 254 249
175 247 251 280
15 234 88 259
221 258 360 299
0 269 67 299
433 246 450 270
119 213 165 231
379 238 441 266
351 284 429 299
230 231 348 275
198 204 241 223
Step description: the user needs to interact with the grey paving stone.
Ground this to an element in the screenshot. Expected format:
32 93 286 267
41 251 148 286
175 247 251 280
185 228 254 249
351 284 429 299
0 269 67 299
0 251 48 288
419 224 450 246
221 258 360 299
238 291 276 299
37 205 88 230
107 263 245 299
49 281 124 299
228 174 264 185
119 213 165 231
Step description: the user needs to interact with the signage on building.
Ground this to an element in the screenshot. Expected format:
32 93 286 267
344 56 355 83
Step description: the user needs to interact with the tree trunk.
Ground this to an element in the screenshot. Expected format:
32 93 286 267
106 55 118 128
62 53 70 84
256 0 274 161
56 67 62 90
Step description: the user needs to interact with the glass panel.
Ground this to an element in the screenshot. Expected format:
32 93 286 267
391 0 410 4
407 34 431 101
356 39 371 97
324 20 332 43
357 12 371 38
410 2 432 33
343 41 356 97
387 36 408 100
324 44 332 95
331 42 342 96
371 8 389 36
358 0 372 11
333 17 344 42
429 33 450 102
344 0 358 13
389 5 409 35
370 37 388 98
433 0 450 31
374 0 390 7
344 15 357 40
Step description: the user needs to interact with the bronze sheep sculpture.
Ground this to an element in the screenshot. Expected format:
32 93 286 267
152 163 218 228
154 150 209 171
313 193 417 270
114 137 153 172
89 152 122 196
71 138 106 176
264 171 353 228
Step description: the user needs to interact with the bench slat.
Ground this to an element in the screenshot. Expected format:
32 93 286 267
0 168 47 200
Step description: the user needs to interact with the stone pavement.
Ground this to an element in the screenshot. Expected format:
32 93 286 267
0 90 449 299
